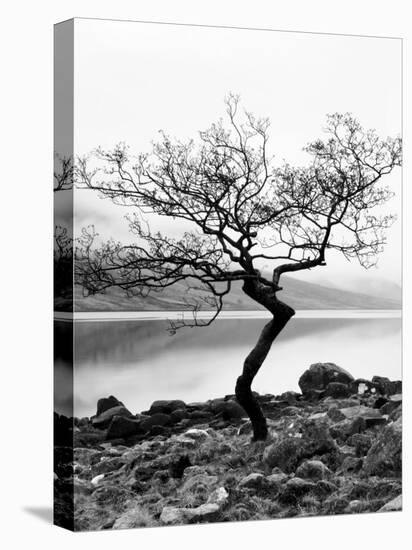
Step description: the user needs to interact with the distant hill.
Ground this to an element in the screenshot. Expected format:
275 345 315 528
70 275 401 312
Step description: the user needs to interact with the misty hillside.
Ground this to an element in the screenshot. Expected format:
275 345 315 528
71 276 401 312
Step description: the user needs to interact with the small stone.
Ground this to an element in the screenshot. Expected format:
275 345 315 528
345 500 364 513
184 428 210 441
74 478 93 496
91 474 104 486
112 507 154 529
313 480 337 497
92 456 124 476
278 477 315 505
263 437 303 473
379 494 402 512
349 433 374 457
266 472 288 491
295 459 332 481
238 473 267 491
169 455 191 479
339 456 363 474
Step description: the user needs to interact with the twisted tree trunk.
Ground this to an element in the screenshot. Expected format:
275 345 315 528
235 279 295 441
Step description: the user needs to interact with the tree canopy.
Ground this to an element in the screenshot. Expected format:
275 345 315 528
75 95 402 326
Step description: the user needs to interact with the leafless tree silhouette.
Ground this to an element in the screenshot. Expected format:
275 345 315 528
75 95 402 440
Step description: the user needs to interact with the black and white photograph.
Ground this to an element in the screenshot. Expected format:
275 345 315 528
52 18 403 531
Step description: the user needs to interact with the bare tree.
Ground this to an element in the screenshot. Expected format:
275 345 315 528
75 95 401 440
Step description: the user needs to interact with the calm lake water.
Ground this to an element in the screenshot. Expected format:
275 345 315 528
54 311 401 417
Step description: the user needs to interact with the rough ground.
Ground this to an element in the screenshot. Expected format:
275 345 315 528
54 363 402 531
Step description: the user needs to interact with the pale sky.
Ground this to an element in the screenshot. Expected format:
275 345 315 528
72 19 402 291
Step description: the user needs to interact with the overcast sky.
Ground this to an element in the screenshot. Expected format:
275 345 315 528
72 19 402 291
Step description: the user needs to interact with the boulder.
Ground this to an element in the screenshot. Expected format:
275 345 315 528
378 494 402 512
325 382 351 398
96 395 124 416
299 363 354 395
92 406 133 429
140 413 172 432
106 416 143 439
170 409 189 423
209 399 246 420
371 376 402 396
349 378 380 395
149 399 186 415
148 425 170 437
363 416 402 477
295 459 332 481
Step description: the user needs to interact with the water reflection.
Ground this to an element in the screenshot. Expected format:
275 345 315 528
54 317 401 417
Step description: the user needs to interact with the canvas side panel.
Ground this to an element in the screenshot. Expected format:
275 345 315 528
53 19 75 532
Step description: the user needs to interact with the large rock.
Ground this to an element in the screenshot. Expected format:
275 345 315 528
372 376 402 396
299 363 354 395
149 399 186 415
363 416 402 477
209 399 246 420
96 395 124 416
325 382 351 399
140 412 172 432
92 406 133 429
106 416 143 439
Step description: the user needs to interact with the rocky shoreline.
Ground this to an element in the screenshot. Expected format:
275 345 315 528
54 363 402 531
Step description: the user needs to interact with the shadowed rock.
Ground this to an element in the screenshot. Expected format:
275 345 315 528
299 363 354 396
96 396 124 416
92 406 133 429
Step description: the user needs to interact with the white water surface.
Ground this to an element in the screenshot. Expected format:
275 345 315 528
54 312 402 418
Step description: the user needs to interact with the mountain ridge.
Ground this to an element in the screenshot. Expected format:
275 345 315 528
67 275 401 312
